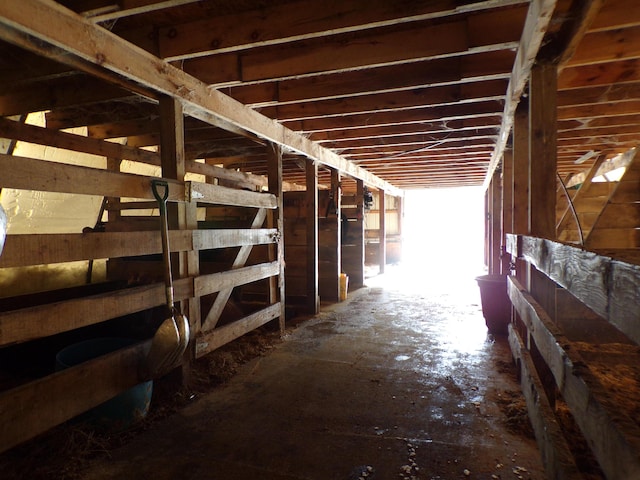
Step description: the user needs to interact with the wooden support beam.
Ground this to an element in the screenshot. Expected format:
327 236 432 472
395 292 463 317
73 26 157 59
306 159 319 314
489 169 502 274
484 0 558 188
528 62 557 240
0 0 402 197
267 143 285 332
353 179 365 287
378 190 386 274
502 149 513 274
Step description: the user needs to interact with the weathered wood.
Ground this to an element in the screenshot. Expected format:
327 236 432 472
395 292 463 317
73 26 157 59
0 278 192 346
0 117 159 165
485 0 558 187
510 234 640 347
158 0 526 60
306 158 319 314
266 142 285 330
490 169 502 274
0 340 149 454
195 303 280 358
189 182 277 209
512 103 529 235
509 275 640 479
508 325 583 480
0 0 402 196
200 208 268 332
528 62 557 239
194 261 279 298
378 190 386 274
0 153 185 201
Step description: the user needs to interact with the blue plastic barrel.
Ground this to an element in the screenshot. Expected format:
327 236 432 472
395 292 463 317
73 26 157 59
56 337 153 431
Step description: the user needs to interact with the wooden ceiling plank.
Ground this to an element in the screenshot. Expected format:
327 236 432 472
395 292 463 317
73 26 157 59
0 0 402 196
225 51 514 107
88 0 203 23
158 0 528 61
284 101 504 133
566 25 640 68
559 58 640 90
183 10 523 86
271 79 508 122
484 0 559 188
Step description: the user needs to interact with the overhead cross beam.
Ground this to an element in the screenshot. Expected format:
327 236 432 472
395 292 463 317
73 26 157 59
483 0 558 189
0 0 403 197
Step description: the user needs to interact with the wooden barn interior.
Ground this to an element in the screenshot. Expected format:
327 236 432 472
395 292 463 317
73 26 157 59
1 1 640 478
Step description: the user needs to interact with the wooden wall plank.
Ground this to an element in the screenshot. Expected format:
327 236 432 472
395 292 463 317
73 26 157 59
508 325 583 480
195 303 280 358
0 340 149 454
0 279 192 347
509 275 640 479
194 261 279 298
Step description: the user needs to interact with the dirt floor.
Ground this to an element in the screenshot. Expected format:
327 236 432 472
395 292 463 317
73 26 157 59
2 265 546 479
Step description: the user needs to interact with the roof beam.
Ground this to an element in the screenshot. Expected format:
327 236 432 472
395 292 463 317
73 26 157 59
0 0 402 196
157 0 528 61
483 0 558 188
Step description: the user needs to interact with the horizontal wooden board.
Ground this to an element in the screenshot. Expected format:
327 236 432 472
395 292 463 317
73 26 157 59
509 276 640 479
194 261 279 297
0 340 150 454
508 326 582 480
0 278 192 347
195 303 280 357
0 229 277 268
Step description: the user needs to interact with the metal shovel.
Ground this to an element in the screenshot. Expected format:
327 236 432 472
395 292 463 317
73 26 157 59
145 179 190 378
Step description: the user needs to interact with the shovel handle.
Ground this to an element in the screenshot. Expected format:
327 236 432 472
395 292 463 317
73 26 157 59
151 179 174 309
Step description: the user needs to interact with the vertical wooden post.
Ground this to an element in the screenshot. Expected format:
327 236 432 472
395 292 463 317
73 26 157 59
490 169 502 275
397 194 404 263
529 62 557 240
513 102 530 287
159 95 200 383
352 178 365 288
528 62 559 407
502 150 513 275
331 168 342 278
378 189 386 274
305 159 319 314
267 143 285 332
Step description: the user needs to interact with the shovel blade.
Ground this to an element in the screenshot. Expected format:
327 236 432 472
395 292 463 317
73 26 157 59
145 317 181 378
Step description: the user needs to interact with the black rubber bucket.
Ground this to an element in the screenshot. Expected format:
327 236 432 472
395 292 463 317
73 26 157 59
56 337 153 431
475 275 511 335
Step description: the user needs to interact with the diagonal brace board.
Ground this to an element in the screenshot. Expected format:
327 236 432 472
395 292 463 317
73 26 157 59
201 208 267 332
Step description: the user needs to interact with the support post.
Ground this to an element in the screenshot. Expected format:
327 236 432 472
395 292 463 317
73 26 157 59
267 142 285 332
490 169 502 275
353 179 365 288
159 95 199 384
528 62 557 240
502 150 513 275
378 189 386 274
305 159 319 314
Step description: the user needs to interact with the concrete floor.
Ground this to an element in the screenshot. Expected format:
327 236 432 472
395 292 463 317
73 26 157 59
81 266 545 480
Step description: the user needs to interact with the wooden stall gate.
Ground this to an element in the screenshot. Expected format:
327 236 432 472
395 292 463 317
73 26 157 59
0 118 286 453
